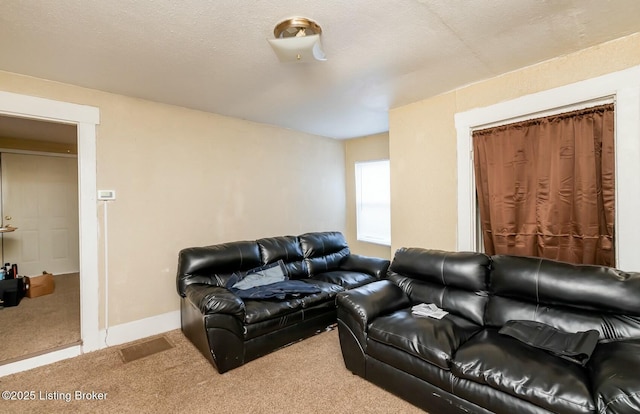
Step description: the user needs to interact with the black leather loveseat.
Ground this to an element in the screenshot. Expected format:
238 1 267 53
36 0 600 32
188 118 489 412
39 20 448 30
176 231 389 373
337 247 640 414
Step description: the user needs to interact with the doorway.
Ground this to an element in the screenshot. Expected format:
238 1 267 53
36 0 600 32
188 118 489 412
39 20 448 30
0 91 99 376
0 126 81 363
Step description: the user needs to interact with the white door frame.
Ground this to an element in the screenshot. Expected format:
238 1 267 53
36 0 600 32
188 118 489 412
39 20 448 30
0 91 100 372
455 65 640 271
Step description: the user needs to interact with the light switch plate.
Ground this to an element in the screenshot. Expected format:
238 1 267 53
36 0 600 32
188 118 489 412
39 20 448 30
97 190 116 200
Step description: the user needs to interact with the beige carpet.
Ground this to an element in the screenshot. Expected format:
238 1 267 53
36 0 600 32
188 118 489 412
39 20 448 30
0 328 425 414
0 273 81 363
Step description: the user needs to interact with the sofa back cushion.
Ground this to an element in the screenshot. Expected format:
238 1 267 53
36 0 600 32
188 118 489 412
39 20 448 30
257 236 308 279
177 241 261 296
487 255 640 340
299 231 350 275
388 248 491 325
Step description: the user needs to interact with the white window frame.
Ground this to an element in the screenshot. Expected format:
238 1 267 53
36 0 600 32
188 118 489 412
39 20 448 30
455 65 640 271
355 159 391 246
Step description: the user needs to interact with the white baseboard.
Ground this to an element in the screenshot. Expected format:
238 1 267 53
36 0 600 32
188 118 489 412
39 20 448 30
100 310 181 347
0 310 181 377
0 346 82 377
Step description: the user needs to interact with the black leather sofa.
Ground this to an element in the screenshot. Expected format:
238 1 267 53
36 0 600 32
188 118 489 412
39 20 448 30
337 248 640 414
176 231 389 373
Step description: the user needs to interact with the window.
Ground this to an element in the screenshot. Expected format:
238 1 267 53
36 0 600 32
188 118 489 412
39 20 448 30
355 160 390 245
472 104 615 266
455 65 640 271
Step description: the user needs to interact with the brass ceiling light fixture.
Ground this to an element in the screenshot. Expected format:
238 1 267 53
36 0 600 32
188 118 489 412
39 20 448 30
268 17 326 63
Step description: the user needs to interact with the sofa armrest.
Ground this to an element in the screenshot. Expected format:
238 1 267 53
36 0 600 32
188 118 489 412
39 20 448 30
590 338 640 414
339 254 390 279
336 280 409 332
184 284 245 320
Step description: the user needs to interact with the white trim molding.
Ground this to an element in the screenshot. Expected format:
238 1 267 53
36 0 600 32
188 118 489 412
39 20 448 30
455 65 640 271
0 345 83 377
100 310 181 347
0 91 101 367
0 91 98 124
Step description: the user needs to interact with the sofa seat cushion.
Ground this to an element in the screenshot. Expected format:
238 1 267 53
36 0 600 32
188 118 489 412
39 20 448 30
589 338 640 414
244 309 304 339
298 279 345 305
367 308 482 370
451 329 595 414
311 270 377 289
243 280 342 324
243 298 302 324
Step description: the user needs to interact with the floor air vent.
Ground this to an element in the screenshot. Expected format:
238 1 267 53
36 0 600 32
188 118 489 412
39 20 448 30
119 336 174 363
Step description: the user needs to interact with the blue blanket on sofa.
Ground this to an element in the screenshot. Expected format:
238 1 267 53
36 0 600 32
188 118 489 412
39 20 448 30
230 280 321 300
226 259 320 300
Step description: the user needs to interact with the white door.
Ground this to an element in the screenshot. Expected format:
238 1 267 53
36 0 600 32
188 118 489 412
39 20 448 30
1 153 79 277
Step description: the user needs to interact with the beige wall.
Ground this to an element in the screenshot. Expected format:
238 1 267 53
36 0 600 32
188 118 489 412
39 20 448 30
344 133 392 259
3 31 639 327
389 33 640 254
0 71 346 327
389 93 458 252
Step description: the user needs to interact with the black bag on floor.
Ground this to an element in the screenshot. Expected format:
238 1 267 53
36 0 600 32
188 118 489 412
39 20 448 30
0 278 24 308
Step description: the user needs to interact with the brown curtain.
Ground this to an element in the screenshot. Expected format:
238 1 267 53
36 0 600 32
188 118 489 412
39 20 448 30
473 104 615 266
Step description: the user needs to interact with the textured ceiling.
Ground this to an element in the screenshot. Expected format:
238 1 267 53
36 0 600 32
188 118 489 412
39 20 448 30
1 0 639 139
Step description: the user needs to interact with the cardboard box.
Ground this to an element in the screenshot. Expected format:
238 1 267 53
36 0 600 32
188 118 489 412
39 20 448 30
25 273 55 298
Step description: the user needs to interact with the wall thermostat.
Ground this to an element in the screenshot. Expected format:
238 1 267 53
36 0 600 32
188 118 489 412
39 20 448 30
98 190 116 200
